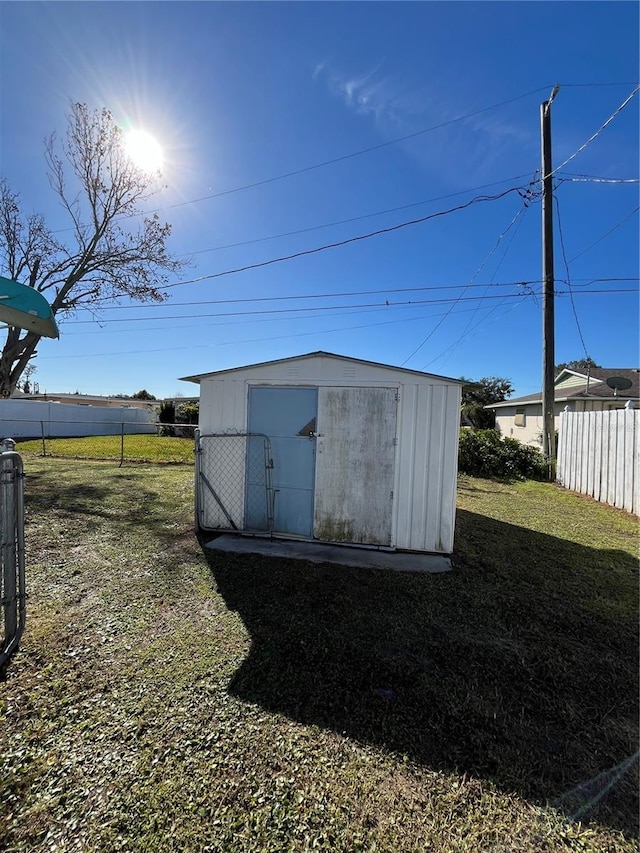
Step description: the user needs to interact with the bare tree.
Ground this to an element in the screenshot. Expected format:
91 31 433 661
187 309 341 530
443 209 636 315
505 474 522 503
0 103 184 395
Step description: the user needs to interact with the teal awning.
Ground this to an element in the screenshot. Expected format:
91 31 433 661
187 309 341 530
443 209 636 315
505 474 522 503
0 276 59 339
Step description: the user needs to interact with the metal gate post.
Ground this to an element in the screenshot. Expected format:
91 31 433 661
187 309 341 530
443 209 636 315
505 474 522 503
1 441 17 646
0 439 25 671
194 428 202 531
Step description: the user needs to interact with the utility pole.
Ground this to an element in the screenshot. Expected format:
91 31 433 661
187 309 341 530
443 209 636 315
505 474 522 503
541 86 559 478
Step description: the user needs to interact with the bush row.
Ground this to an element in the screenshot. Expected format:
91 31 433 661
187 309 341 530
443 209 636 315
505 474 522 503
458 428 547 481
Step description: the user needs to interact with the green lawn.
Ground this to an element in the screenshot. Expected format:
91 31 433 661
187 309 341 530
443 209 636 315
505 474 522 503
17 433 195 464
0 461 637 851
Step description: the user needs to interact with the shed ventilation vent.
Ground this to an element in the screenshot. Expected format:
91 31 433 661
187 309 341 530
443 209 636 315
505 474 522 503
343 367 357 378
286 367 300 377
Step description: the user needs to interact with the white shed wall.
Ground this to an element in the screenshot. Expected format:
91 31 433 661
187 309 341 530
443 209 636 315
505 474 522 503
197 356 461 553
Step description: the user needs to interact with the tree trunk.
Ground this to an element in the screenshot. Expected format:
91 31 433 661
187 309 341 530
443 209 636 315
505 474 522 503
0 329 41 397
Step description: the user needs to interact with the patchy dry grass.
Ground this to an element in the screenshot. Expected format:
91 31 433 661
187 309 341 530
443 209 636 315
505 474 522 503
0 461 637 851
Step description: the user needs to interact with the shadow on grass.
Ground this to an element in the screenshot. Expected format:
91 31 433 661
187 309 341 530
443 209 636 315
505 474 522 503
24 466 187 555
26 474 144 520
202 511 639 838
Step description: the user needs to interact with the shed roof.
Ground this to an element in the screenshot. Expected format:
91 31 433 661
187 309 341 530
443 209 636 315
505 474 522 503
180 351 464 385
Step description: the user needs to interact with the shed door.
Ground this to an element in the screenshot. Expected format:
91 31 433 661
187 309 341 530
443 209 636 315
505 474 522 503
247 386 317 537
314 387 397 546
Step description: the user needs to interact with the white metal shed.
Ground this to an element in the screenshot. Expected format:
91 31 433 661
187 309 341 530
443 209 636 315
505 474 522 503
182 352 462 554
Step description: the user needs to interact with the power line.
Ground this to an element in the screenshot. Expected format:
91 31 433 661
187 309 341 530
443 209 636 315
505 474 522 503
42 291 635 359
68 292 541 325
158 186 527 290
422 287 636 371
423 296 524 371
400 181 540 365
146 87 551 216
59 287 636 327
558 175 639 184
569 206 640 263
62 302 502 337
560 82 639 87
547 85 640 179
181 174 533 258
555 195 590 359
47 82 639 239
144 83 638 215
424 189 535 368
77 278 546 313
67 276 634 319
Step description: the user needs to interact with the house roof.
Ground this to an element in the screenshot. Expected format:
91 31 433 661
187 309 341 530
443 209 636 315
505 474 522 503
488 367 640 409
180 351 464 385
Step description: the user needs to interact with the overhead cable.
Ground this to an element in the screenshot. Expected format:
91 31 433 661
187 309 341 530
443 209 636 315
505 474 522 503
42 289 637 359
546 85 640 179
555 195 590 359
61 287 636 327
182 173 534 258
158 186 528 290
400 181 539 365
147 87 551 215
569 206 640 263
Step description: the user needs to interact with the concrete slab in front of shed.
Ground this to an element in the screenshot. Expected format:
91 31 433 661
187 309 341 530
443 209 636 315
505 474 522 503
206 535 451 573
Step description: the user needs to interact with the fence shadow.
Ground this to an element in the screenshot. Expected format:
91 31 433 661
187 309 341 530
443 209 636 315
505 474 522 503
202 512 639 838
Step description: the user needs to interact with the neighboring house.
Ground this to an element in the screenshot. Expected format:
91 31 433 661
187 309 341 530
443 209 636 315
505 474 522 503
488 367 640 447
12 392 158 412
182 351 462 554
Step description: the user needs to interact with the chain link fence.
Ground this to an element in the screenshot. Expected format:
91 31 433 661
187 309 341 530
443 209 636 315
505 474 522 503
0 419 197 466
196 432 274 533
0 441 25 674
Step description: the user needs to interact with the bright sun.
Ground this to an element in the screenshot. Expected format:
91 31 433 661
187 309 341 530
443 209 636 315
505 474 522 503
123 129 163 173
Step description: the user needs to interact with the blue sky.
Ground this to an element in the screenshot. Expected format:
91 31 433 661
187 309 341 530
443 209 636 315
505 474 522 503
0 1 638 399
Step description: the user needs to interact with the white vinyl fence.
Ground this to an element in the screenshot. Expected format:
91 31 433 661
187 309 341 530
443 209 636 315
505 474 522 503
557 405 639 515
0 399 155 439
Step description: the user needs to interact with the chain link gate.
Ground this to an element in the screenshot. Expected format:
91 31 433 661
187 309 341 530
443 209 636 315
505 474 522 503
195 432 274 534
0 441 26 674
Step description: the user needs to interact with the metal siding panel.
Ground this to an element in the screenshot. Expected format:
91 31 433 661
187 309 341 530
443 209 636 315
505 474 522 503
409 385 431 550
190 354 460 387
423 386 447 552
438 387 461 554
314 387 397 546
394 384 418 550
199 379 246 433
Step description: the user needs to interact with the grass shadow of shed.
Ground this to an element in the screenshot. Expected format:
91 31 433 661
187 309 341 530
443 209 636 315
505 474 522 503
202 510 639 838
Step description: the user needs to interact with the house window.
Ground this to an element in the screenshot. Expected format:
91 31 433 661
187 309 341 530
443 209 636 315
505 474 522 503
514 408 526 427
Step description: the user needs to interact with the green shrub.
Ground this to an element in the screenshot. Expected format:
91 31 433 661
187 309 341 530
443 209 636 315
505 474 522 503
176 401 199 425
458 429 547 481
